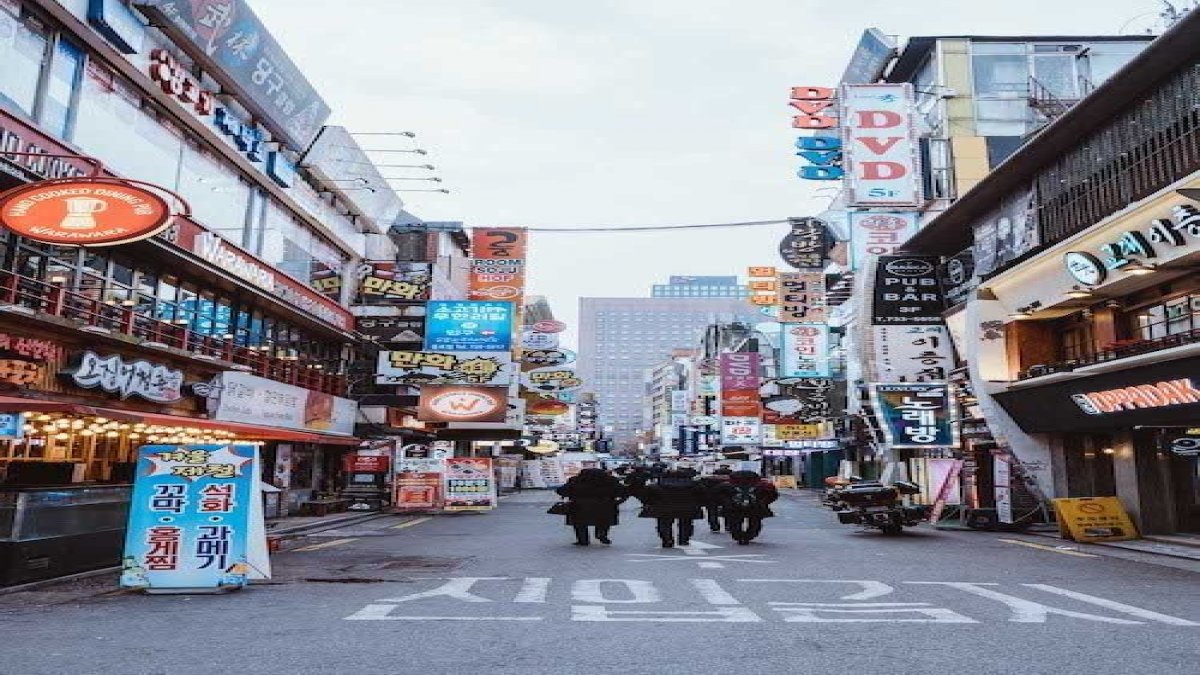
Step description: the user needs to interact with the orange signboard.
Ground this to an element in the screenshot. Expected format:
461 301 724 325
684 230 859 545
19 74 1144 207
469 227 527 302
0 179 174 247
471 228 527 259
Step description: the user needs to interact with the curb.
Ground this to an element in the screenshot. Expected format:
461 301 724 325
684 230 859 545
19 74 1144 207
1023 529 1200 563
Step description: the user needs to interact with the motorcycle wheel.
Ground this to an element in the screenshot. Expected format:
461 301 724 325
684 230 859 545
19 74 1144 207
880 522 904 536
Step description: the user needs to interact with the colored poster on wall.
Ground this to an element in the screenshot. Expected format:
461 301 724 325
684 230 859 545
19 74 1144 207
871 256 945 325
849 212 919 270
424 301 515 352
871 325 955 382
376 350 515 386
870 383 955 448
780 324 831 377
354 262 432 304
395 472 442 511
841 83 923 207
121 444 266 592
778 272 826 323
442 457 497 511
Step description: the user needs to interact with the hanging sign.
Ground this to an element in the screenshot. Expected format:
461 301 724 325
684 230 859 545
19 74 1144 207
780 324 831 378
871 256 945 325
376 351 514 386
443 457 497 511
521 366 584 394
870 383 955 448
778 272 826 323
791 86 843 181
871 325 955 382
0 178 177 247
468 258 526 302
532 320 568 334
121 444 267 592
720 417 762 445
418 385 508 423
67 351 184 403
354 262 432 304
355 316 425 343
522 348 575 368
849 212 919 269
779 217 831 269
841 83 923 207
520 331 560 350
424 301 515 352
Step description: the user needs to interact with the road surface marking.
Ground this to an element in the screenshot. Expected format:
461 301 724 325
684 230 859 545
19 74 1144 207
770 602 978 623
390 517 432 530
1023 584 1200 626
514 577 551 603
293 538 357 552
679 540 724 556
571 579 662 604
378 577 508 603
690 578 741 605
571 605 762 622
998 538 1098 558
908 582 1142 624
740 579 895 601
345 605 542 621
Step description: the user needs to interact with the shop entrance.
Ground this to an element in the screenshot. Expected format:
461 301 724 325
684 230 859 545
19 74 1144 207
1062 433 1117 498
1164 430 1200 533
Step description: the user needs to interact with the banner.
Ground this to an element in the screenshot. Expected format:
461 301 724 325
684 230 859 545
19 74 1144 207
121 444 266 592
198 372 356 436
424 301 515 352
778 217 831 269
719 353 760 390
376 350 515 385
354 262 431 304
720 417 762 445
870 383 955 448
871 325 955 382
442 457 497 511
778 272 826 323
841 83 922 207
780 324 831 377
418 385 509 423
849 212 919 269
871 256 945 325
394 472 442 511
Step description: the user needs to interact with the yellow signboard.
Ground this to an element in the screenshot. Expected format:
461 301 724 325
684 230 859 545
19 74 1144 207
776 424 822 440
771 475 798 489
1052 497 1139 543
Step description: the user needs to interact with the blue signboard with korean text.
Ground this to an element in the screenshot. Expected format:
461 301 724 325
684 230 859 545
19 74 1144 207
121 444 264 593
870 383 955 449
135 1 331 150
0 413 23 440
424 301 515 352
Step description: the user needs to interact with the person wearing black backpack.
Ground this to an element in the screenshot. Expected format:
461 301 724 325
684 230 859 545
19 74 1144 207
716 470 779 544
637 470 706 547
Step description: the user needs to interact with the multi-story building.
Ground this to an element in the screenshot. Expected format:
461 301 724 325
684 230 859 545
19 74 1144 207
651 276 748 298
578 278 760 451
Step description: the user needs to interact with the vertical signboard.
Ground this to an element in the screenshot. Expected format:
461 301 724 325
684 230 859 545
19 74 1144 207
871 256 945 325
468 227 528 302
870 383 955 448
720 353 761 416
424 301 515 352
871 325 955 382
442 457 497 511
720 417 762 445
121 444 266 592
780 324 831 378
778 272 826 323
849 212 919 269
841 83 923 207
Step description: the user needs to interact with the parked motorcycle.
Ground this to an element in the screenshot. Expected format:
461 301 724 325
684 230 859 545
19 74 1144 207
828 479 930 535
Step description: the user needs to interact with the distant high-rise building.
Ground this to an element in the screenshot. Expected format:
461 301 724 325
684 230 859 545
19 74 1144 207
579 278 759 451
652 276 748 298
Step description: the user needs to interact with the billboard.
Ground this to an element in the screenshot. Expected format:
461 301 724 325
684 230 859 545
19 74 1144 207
870 383 955 448
376 351 515 386
841 84 922 207
780 324 832 378
418 385 509 423
849 212 919 270
424 301 515 352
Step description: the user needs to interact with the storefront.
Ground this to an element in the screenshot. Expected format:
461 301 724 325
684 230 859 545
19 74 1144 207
994 355 1200 534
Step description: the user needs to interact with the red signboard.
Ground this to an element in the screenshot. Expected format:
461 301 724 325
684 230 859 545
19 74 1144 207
0 179 174 247
343 454 391 473
395 472 442 511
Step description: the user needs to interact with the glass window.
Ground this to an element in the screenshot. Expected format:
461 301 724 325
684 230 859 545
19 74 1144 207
972 49 1029 97
1032 53 1079 99
39 35 83 137
176 141 252 241
73 65 182 186
0 4 48 117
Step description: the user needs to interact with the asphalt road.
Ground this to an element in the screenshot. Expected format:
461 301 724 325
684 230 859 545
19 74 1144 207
2 490 1198 675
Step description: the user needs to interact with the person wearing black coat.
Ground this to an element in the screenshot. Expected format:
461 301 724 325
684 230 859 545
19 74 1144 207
716 470 779 545
637 470 706 547
556 468 628 546
697 468 733 532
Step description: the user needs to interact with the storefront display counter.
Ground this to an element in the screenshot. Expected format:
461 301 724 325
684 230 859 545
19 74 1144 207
0 485 131 586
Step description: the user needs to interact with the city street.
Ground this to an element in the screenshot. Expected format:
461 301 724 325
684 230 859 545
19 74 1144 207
2 491 1197 675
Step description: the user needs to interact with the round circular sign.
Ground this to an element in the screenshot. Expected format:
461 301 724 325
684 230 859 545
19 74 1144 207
532 320 568 334
523 348 576 367
528 399 570 416
1078 502 1106 514
427 389 504 420
521 331 559 350
473 285 522 300
0 179 173 247
1063 251 1107 287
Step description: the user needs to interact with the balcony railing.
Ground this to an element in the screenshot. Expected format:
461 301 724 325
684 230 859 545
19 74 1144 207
1018 328 1200 380
0 271 348 396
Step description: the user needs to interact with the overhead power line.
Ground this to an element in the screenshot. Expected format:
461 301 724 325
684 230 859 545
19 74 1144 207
521 219 789 233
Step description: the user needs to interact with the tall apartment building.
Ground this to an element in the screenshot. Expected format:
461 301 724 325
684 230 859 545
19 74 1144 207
578 278 759 451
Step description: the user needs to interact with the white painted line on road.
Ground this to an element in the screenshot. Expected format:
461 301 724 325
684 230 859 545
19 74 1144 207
571 605 762 622
390 516 433 530
1023 584 1200 626
690 579 741 605
344 605 542 621
293 538 357 552
907 582 1142 624
679 540 723 556
738 579 895 601
378 577 508 603
697 562 725 569
998 538 1098 558
571 579 662 604
514 577 551 603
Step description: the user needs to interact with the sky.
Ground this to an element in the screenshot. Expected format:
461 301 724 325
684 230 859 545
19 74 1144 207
254 0 1170 347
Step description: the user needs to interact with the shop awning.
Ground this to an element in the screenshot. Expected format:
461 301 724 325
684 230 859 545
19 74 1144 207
0 396 360 446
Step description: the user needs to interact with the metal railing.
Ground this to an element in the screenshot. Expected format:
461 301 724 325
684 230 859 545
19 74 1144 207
0 271 348 396
1019 327 1200 380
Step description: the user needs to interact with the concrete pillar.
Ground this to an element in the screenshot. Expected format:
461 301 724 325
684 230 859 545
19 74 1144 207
1111 431 1144 526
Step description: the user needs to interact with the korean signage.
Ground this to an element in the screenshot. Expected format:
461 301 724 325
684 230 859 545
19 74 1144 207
424 301 515 352
778 272 826 323
136 0 331 150
148 49 215 116
0 332 60 386
778 217 831 269
521 366 584 394
791 86 843 181
68 351 184 403
763 378 839 424
443 457 497 511
720 417 762 445
198 372 356 435
354 262 432 304
1065 202 1200 286
355 316 425 343
871 325 955 382
522 348 576 368
776 424 825 441
520 330 560 350
121 444 263 591
418 385 508 423
841 84 922 207
746 266 778 307
0 178 175 247
469 228 528 302
780 324 831 378
871 256 945 325
376 351 515 386
871 383 955 448
849 212 918 269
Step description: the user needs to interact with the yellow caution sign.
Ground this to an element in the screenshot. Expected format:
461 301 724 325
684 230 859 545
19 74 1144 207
1052 497 1139 543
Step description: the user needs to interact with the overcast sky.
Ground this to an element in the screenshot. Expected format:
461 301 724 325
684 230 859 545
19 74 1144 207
255 0 1168 346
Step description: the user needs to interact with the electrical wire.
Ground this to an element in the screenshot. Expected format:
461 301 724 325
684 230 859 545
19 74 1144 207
520 219 790 233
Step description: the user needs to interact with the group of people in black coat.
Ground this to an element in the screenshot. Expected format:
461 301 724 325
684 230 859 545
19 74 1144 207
554 466 780 547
